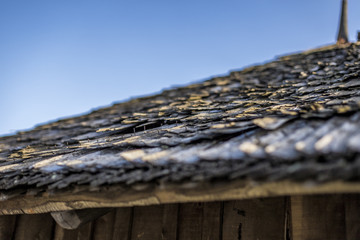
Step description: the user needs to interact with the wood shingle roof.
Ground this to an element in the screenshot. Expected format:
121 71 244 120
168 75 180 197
1 43 360 214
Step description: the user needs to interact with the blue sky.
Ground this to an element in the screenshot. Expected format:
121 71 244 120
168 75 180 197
1 0 359 135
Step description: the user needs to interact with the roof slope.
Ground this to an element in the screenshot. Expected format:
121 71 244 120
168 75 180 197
1 44 360 213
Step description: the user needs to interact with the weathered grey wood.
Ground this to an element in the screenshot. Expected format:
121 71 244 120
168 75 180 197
177 203 203 240
53 221 93 240
291 195 346 240
202 202 222 240
161 204 179 240
131 205 164 240
0 215 16 240
3 181 360 215
51 208 112 229
222 198 286 240
14 213 55 240
345 194 360 240
112 207 133 240
92 210 116 240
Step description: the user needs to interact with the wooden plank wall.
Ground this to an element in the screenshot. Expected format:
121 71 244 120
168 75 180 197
0 194 359 240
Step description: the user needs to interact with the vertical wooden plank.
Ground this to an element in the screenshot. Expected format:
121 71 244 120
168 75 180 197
222 197 286 240
291 195 346 240
77 222 93 240
53 224 78 240
201 202 221 240
53 222 93 240
14 213 55 240
112 207 133 240
161 204 179 240
0 215 16 240
92 210 116 240
344 194 360 240
177 202 203 240
131 205 164 240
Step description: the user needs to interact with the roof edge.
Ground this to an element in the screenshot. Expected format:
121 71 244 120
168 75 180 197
1 180 360 215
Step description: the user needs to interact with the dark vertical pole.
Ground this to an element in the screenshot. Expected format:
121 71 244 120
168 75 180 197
337 0 349 44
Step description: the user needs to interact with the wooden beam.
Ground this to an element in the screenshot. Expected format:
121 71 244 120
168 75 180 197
222 197 286 240
51 208 113 230
1 180 360 215
291 195 346 240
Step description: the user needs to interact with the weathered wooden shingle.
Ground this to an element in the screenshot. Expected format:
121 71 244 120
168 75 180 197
1 43 360 208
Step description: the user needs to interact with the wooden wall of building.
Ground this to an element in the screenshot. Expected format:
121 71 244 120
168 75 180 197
0 194 359 240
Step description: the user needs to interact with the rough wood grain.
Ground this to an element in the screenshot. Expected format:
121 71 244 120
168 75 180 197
201 202 222 240
222 197 286 240
131 205 164 240
112 207 133 240
177 202 203 240
92 210 116 240
291 195 346 240
1 180 360 215
0 215 16 240
161 204 179 240
344 194 360 240
14 213 55 240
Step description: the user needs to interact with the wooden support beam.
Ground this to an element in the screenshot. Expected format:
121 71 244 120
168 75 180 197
222 197 286 240
291 195 346 240
51 208 113 230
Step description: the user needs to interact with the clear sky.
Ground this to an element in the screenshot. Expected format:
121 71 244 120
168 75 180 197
1 0 359 136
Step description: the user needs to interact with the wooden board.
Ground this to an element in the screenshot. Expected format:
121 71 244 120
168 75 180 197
0 215 16 240
177 202 204 240
131 205 164 240
13 213 54 240
222 197 286 240
201 202 222 240
344 194 360 240
1 180 360 215
291 195 346 240
92 210 116 240
112 207 133 240
161 204 179 240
